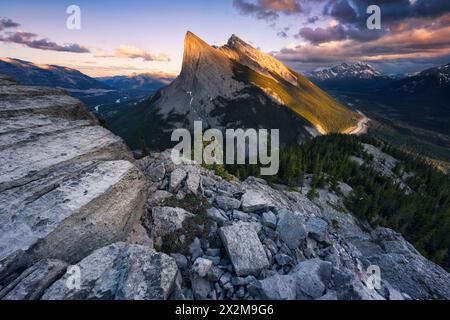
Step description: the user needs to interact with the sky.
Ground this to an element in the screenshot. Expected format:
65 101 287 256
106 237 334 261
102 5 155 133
1 0 450 77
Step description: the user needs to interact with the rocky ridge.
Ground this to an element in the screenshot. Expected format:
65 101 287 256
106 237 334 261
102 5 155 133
1 78 449 300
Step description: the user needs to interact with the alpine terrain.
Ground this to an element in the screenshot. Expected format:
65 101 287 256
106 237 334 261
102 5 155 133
0 74 449 300
109 32 361 150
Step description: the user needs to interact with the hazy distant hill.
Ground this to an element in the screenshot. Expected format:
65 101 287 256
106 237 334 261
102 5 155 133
97 72 176 94
0 57 111 90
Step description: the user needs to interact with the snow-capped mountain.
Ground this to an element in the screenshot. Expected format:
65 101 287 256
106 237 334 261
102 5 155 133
390 63 450 94
306 62 393 92
307 62 388 81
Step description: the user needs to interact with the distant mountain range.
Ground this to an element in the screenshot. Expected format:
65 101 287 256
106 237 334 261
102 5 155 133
0 58 111 90
97 72 176 94
389 63 450 97
306 62 393 92
109 32 361 150
0 57 174 116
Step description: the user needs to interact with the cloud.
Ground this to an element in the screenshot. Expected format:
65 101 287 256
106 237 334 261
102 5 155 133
0 17 20 31
0 17 90 53
297 24 384 44
95 45 170 62
306 16 319 24
233 0 303 21
0 30 90 53
276 19 450 73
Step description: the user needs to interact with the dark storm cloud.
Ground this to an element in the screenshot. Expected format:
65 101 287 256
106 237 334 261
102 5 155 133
297 24 383 44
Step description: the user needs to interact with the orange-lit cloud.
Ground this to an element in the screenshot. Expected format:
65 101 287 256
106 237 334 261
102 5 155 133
95 45 170 62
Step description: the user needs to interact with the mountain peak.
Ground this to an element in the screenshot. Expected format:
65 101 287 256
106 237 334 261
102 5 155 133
220 34 299 86
181 32 232 83
227 34 249 48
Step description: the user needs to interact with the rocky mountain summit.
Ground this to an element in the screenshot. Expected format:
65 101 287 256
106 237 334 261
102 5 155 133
109 32 360 150
0 78 449 300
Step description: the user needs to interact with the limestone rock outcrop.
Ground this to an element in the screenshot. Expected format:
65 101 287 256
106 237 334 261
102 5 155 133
0 79 147 291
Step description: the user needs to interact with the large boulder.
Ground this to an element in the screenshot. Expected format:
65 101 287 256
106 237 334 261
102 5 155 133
276 209 307 249
291 259 332 299
42 243 178 300
215 195 241 211
306 217 329 242
241 189 272 212
219 222 269 276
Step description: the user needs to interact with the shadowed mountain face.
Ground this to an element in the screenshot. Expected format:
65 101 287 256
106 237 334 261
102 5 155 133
109 32 361 150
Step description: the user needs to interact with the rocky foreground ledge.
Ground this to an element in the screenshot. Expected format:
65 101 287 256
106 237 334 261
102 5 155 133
0 76 449 300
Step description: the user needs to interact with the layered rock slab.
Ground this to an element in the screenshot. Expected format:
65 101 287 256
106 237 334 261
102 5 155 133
0 79 147 284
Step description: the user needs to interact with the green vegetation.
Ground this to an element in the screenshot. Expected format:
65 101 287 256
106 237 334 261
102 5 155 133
160 194 215 255
225 134 450 270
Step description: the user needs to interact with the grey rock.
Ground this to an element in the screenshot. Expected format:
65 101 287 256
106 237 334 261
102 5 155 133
189 238 203 260
219 272 232 286
306 217 329 242
231 275 256 286
203 255 221 265
127 223 153 247
241 189 272 212
186 172 200 194
0 83 148 278
170 253 188 271
215 196 241 211
169 168 187 192
219 222 269 276
0 259 67 300
206 207 228 224
0 160 147 272
42 243 178 300
261 211 277 229
254 274 297 300
317 290 338 300
176 190 186 201
232 210 250 221
276 209 307 249
206 248 221 257
151 207 194 238
263 238 278 255
292 259 332 299
275 254 293 266
192 258 213 277
146 164 166 182
236 286 246 298
191 275 213 300
207 265 224 282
